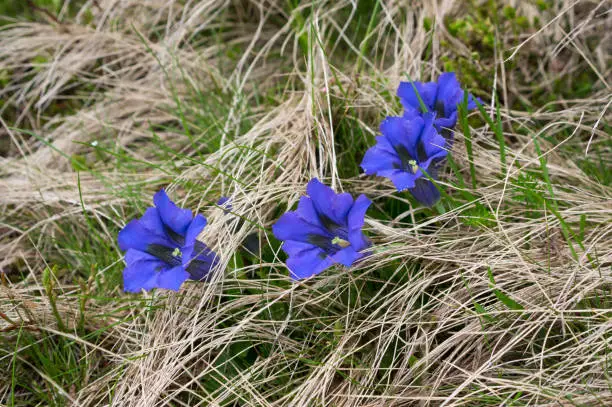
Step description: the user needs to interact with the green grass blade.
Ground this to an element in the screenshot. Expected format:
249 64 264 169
488 267 524 311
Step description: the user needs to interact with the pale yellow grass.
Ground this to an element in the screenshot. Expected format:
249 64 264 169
0 0 610 406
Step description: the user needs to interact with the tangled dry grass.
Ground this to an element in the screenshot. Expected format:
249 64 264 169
1 0 610 406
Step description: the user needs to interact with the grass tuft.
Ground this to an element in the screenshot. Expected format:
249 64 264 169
1 0 610 406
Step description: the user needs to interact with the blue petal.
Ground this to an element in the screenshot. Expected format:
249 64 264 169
185 214 207 243
347 194 371 251
436 72 461 112
397 81 437 113
286 248 334 280
438 74 464 118
437 72 458 90
423 157 444 181
122 249 165 293
273 212 330 243
360 137 402 175
330 246 362 267
380 116 423 159
156 265 190 291
373 134 398 155
185 244 218 281
420 120 448 159
181 214 207 263
402 109 422 120
153 190 193 235
217 196 232 213
281 240 319 257
434 112 458 131
117 218 173 252
296 196 324 228
306 178 353 226
118 220 146 252
123 265 158 293
138 207 165 236
124 248 159 265
468 96 482 111
347 194 370 230
418 155 446 178
409 178 441 207
388 170 420 191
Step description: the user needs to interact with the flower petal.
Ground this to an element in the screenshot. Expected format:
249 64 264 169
306 178 353 225
117 219 173 252
242 232 260 256
397 81 438 113
436 72 462 114
409 178 441 207
361 138 402 175
347 195 370 231
286 248 334 280
185 243 218 281
156 265 190 291
281 240 318 257
434 112 458 132
124 248 158 265
467 96 482 111
420 120 448 159
153 190 193 235
181 214 207 262
273 211 330 243
296 196 324 228
388 170 419 191
330 246 362 267
380 116 423 160
122 249 166 293
123 266 158 293
217 196 232 213
138 207 166 236
347 194 371 250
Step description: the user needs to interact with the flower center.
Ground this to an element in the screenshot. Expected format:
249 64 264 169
331 236 350 248
146 244 183 267
172 247 182 258
407 159 419 174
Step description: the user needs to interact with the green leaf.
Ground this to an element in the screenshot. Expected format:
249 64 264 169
488 267 524 311
474 302 495 322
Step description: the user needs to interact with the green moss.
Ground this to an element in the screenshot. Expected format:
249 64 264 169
502 6 516 20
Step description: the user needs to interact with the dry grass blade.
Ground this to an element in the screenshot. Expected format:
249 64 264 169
0 0 610 406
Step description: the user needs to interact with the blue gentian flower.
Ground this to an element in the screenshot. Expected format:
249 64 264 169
397 72 478 132
360 114 447 206
217 196 230 207
272 179 371 280
217 196 232 214
118 190 218 292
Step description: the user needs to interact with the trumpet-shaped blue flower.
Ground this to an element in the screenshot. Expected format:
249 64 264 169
217 196 231 207
361 114 447 206
397 72 478 132
118 190 218 292
217 196 232 214
272 179 371 280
